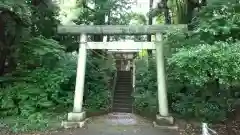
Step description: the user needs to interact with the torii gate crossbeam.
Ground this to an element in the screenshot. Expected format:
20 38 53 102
58 24 186 35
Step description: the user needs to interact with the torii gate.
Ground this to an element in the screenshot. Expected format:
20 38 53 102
58 25 186 128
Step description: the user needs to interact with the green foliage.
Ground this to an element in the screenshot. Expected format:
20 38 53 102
84 53 116 112
28 0 60 38
17 37 65 69
0 0 127 133
134 54 239 122
0 55 76 117
1 112 66 133
194 0 240 42
0 42 115 131
0 52 76 132
133 58 157 115
130 13 147 25
134 1 240 123
168 41 240 87
0 0 31 25
167 41 240 122
10 113 49 132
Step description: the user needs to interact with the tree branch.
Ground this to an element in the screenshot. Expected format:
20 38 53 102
82 0 96 12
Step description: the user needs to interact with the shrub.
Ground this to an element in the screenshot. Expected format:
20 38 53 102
0 37 116 131
134 41 240 122
167 41 240 122
133 57 158 115
0 53 76 116
84 54 116 112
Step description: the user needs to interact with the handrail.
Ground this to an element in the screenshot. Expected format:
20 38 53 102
131 60 136 113
111 71 117 112
130 68 134 113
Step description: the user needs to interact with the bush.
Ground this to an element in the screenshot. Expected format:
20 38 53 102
167 41 240 122
134 1 240 122
133 57 158 116
84 54 116 112
134 41 240 122
0 53 76 116
0 37 116 131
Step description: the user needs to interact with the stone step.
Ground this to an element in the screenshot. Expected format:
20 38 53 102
118 74 131 76
115 90 132 92
116 87 132 89
116 82 132 85
114 97 133 101
115 92 132 94
116 79 132 84
116 82 132 84
116 85 132 87
114 92 132 96
113 99 133 103
115 87 132 90
116 83 131 85
117 75 131 77
117 75 131 78
115 91 132 93
115 89 132 92
114 92 131 95
117 76 132 78
117 77 132 81
117 72 131 75
115 89 132 91
117 79 132 81
114 93 132 96
112 107 132 113
113 103 132 108
114 96 132 99
116 84 132 86
117 71 131 74
113 71 132 113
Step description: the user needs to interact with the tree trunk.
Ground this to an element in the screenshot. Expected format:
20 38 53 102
92 11 106 57
163 0 171 24
186 0 196 30
0 49 7 75
0 13 17 75
147 0 153 57
201 0 207 6
107 11 111 42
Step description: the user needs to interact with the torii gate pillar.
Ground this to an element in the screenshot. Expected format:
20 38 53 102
155 33 174 125
61 34 87 128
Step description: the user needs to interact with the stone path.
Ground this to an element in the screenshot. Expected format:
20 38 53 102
52 113 179 135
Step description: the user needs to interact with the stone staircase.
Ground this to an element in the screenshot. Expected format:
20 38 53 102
112 71 133 113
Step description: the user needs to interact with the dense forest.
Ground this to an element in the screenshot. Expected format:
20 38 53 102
0 0 239 134
134 0 240 134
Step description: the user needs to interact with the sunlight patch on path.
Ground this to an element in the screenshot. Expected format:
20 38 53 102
88 113 152 126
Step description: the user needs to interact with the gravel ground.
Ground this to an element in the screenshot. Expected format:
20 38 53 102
1 112 240 135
